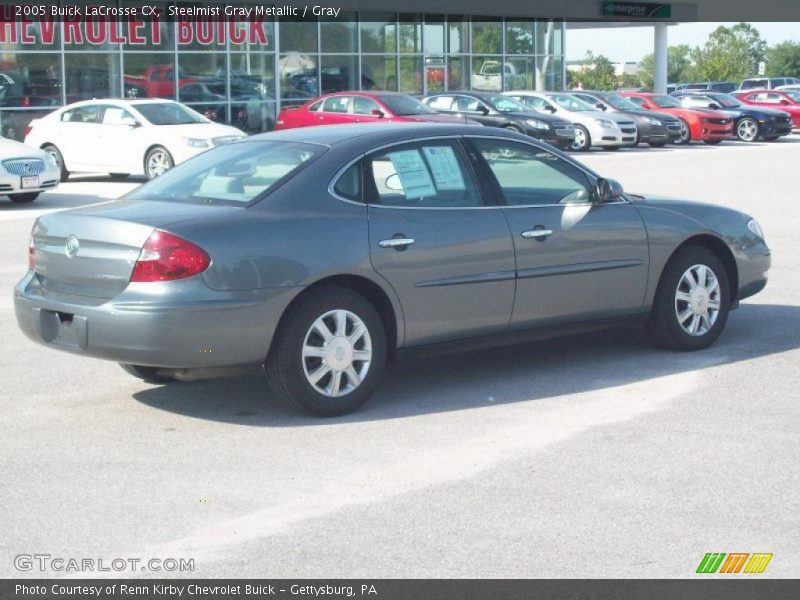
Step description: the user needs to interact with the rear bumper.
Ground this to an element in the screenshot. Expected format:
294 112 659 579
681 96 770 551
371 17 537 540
14 272 299 368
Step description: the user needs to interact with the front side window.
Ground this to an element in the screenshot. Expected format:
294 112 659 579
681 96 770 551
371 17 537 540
513 95 549 112
365 140 483 208
101 106 136 125
454 96 483 112
352 96 382 115
126 141 322 206
472 138 593 206
487 95 529 113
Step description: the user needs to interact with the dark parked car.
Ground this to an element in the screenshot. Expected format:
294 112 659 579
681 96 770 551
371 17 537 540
422 91 575 149
673 91 794 142
15 124 770 417
570 90 682 146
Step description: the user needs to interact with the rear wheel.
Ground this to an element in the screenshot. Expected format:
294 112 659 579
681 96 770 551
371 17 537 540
42 144 69 181
673 119 691 145
570 125 591 152
735 118 760 142
119 364 175 384
145 146 174 179
9 192 39 203
265 286 387 417
647 246 730 351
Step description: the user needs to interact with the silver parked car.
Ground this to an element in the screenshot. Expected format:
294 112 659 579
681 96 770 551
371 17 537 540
15 124 770 416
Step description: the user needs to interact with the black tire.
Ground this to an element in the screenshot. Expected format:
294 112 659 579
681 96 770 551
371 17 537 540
119 363 175 384
703 139 722 145
646 246 731 351
9 192 39 203
673 119 691 145
649 141 667 148
144 146 174 179
735 117 760 142
570 125 591 152
42 144 69 181
265 286 387 417
109 173 129 179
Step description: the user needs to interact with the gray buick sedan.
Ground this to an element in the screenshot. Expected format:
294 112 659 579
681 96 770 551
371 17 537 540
15 124 770 416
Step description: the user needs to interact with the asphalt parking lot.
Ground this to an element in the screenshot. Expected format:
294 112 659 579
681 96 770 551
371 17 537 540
1 137 799 578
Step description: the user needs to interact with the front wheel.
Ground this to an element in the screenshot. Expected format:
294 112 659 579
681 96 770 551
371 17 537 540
570 125 591 152
145 146 174 179
673 119 691 145
735 118 760 142
9 192 39 203
42 144 69 181
265 286 387 417
647 246 730 351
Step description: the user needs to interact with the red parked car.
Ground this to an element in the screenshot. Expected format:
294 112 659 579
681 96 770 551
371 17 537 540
619 92 733 145
275 92 472 130
731 89 800 128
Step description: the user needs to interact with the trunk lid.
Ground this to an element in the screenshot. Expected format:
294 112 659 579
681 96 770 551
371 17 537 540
31 200 235 299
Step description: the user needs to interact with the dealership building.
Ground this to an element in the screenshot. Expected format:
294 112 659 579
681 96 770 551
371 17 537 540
0 0 764 139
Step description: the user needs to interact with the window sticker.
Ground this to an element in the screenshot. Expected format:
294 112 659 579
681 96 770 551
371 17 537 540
422 146 466 191
386 150 436 198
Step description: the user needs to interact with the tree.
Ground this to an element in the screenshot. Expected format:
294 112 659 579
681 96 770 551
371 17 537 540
692 23 766 82
766 41 800 77
639 44 696 88
570 51 617 90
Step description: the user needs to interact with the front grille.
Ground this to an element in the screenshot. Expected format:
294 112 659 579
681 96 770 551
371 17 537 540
212 136 241 146
2 158 45 176
620 127 636 134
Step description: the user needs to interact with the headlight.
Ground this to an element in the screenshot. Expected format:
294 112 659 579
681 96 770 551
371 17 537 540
525 119 549 130
45 152 58 167
598 119 617 128
185 138 211 148
648 117 662 126
747 218 765 240
700 118 711 123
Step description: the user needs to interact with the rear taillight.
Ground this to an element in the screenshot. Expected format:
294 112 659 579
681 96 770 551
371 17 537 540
130 230 210 283
28 232 35 271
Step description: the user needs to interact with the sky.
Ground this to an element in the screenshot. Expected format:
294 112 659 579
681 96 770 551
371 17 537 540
566 22 800 63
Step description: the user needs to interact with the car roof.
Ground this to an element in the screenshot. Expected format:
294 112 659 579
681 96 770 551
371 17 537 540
249 123 509 147
58 98 178 109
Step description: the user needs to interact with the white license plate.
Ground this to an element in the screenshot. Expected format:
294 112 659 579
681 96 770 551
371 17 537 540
21 176 40 189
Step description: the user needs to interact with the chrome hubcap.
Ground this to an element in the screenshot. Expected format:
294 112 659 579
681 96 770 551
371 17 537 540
678 121 690 143
571 129 586 150
302 309 372 398
147 151 171 177
737 119 757 141
674 264 721 336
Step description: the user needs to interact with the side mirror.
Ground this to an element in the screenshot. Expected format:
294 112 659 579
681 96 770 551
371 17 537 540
370 108 385 118
708 103 720 109
596 177 624 202
780 99 790 105
544 105 556 113
595 103 607 111
477 105 490 115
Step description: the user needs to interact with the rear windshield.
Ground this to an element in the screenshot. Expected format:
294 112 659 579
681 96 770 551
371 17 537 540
126 141 322 206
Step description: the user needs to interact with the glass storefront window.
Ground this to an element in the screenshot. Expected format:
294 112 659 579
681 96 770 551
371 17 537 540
361 56 397 91
424 16 445 55
229 53 275 101
398 15 422 53
472 18 502 55
279 53 318 101
399 56 422 94
537 55 564 90
360 14 396 54
321 56 358 94
65 53 121 102
506 21 534 55
123 54 176 99
0 53 61 108
536 20 563 55
472 56 504 92
321 13 357 53
185 102 227 123
0 108 54 140
447 56 469 90
280 20 318 54
503 57 534 91
447 16 468 54
231 100 277 133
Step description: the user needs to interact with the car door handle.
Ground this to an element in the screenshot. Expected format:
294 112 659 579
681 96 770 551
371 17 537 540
521 228 553 240
379 237 415 249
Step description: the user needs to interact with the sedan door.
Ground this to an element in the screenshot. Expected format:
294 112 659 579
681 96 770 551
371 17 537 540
54 105 105 169
364 138 516 345
468 137 649 327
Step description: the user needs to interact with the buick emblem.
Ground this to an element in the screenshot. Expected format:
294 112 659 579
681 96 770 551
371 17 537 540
65 235 80 258
24 162 32 174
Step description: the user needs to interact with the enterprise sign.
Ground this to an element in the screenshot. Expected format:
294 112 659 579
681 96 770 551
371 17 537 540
602 1 672 18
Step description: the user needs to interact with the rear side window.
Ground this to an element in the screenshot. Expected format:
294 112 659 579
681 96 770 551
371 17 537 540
322 96 350 113
365 140 483 208
61 105 103 123
333 163 361 201
472 138 593 206
126 141 322 206
427 96 455 110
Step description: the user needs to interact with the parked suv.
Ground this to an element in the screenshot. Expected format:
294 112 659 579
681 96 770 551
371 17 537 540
569 90 682 146
422 92 576 149
739 77 800 91
680 82 738 94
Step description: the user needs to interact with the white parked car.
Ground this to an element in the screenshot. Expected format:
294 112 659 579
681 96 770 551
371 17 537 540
24 99 246 180
0 137 60 203
503 91 638 151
